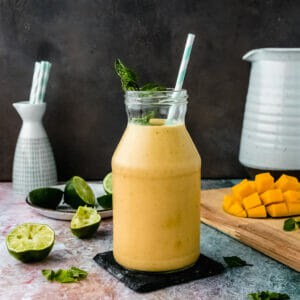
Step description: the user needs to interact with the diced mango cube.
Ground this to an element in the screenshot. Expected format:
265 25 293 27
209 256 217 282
242 192 261 210
286 202 300 216
266 202 289 217
223 195 235 211
260 189 283 206
247 205 267 218
249 181 257 192
227 202 245 216
236 210 247 218
275 174 299 192
232 179 256 200
255 172 274 194
283 190 300 203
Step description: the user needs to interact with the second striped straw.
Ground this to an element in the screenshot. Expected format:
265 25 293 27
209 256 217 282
29 61 52 104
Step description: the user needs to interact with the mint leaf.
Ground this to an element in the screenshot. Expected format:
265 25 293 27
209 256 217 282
283 218 296 231
114 59 164 92
42 269 55 281
42 267 88 283
54 269 77 283
223 256 253 268
140 83 165 91
114 58 139 91
131 111 155 125
69 267 88 279
248 291 289 300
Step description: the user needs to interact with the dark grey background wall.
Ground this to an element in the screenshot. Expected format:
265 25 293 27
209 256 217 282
1 0 300 180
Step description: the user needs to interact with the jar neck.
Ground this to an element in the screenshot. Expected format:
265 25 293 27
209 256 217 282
124 89 188 126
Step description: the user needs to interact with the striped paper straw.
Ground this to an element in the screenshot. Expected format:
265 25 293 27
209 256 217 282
167 33 195 121
29 62 41 104
38 61 52 103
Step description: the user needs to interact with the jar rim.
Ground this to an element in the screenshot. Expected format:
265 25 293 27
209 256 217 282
125 88 188 105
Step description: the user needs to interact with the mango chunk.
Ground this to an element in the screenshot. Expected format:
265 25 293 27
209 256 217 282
283 190 300 203
249 181 257 192
223 195 235 211
242 193 261 210
232 179 256 201
227 202 245 216
275 174 299 192
247 205 267 218
266 202 289 217
255 172 274 194
260 189 283 206
286 202 300 216
236 210 247 218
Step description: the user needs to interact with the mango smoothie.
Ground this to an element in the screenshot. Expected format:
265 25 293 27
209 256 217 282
112 121 201 272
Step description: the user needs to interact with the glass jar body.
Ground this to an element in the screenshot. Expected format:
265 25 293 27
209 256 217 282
112 90 201 272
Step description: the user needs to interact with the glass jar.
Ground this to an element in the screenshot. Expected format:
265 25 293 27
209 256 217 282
112 89 201 272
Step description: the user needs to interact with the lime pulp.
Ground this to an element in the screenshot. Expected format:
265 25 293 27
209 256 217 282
6 223 55 263
71 206 101 239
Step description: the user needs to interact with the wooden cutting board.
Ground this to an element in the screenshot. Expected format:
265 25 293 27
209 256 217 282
201 188 300 272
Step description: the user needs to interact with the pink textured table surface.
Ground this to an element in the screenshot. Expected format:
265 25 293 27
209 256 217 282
0 182 223 300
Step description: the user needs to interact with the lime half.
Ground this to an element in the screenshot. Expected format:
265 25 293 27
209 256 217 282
97 194 112 209
6 223 55 263
29 187 63 209
71 206 101 239
64 176 95 209
103 173 112 195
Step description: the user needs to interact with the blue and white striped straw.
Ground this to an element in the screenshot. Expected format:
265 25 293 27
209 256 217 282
29 62 41 104
29 61 52 104
167 33 195 120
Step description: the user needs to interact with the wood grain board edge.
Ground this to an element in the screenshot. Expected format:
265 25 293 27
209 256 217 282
200 188 300 272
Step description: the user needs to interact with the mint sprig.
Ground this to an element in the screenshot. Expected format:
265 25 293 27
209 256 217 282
114 58 164 92
248 291 289 300
223 256 253 268
42 267 88 283
131 111 155 125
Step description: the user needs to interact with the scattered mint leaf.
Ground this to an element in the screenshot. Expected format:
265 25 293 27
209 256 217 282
114 58 139 91
69 267 88 279
223 256 253 268
42 269 55 281
296 221 300 228
248 291 290 300
140 83 165 91
283 218 296 231
42 267 88 283
131 111 155 125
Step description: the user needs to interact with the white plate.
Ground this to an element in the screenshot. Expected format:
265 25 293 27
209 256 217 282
25 183 113 220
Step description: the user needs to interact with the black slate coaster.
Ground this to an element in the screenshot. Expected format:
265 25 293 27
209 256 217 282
93 251 224 293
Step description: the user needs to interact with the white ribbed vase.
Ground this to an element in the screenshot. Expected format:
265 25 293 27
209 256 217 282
12 101 57 194
239 48 300 171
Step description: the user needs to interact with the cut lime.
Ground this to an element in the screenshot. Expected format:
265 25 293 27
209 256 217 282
64 176 95 209
97 194 112 209
29 187 63 209
103 172 112 195
71 206 101 239
6 223 55 263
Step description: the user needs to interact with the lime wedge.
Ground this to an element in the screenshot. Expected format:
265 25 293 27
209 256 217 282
97 194 112 209
29 187 63 209
6 223 55 263
103 173 112 195
71 206 101 239
64 176 95 209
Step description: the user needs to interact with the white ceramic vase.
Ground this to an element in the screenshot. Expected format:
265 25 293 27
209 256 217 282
239 48 300 173
12 101 57 194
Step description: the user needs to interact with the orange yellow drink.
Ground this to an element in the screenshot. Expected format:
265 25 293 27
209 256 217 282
112 121 201 271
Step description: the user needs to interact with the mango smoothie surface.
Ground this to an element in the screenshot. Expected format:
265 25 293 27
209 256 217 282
112 120 201 272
